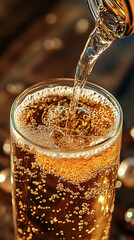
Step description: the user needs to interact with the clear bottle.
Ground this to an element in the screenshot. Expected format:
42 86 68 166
87 0 134 37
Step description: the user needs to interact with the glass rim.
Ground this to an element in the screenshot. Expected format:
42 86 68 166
10 78 123 156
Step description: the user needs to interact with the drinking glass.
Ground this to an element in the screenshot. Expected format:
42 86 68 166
10 78 123 240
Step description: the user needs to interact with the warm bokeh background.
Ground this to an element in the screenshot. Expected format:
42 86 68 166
0 0 134 239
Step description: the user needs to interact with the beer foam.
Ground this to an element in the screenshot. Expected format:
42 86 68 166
11 85 122 183
13 86 120 157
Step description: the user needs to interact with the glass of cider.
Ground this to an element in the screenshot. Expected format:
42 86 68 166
10 78 123 240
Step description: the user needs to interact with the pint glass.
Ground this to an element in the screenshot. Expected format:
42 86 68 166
10 79 123 240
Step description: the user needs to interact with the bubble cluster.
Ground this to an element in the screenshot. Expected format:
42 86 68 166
11 141 119 239
14 86 119 150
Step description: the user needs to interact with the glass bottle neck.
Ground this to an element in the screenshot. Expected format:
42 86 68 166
88 0 134 37
122 0 134 35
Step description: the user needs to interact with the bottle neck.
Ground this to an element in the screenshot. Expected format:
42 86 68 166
122 0 134 35
88 0 134 37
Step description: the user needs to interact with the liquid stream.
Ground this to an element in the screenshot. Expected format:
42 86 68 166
70 0 133 112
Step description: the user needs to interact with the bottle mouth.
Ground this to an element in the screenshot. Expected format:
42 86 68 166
87 0 101 21
87 0 129 38
122 0 134 35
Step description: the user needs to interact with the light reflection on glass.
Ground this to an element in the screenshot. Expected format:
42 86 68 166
98 195 105 203
105 205 109 213
101 206 104 211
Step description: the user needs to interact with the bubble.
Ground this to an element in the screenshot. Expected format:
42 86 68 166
50 129 64 145
14 85 119 153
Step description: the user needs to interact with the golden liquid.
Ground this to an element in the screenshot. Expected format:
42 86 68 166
11 89 122 240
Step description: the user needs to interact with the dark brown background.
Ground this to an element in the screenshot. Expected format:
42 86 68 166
0 0 134 239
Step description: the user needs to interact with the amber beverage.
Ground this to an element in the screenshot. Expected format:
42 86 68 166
10 79 123 240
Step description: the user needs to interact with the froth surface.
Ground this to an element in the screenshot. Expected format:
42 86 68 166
14 86 119 151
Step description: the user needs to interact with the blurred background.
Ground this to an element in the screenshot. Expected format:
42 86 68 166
0 0 134 239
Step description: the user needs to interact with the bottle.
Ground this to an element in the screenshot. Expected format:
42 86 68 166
87 0 134 37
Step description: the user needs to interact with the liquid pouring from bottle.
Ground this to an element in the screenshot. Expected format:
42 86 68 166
71 0 134 111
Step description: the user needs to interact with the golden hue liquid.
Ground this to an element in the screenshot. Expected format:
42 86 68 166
11 89 122 240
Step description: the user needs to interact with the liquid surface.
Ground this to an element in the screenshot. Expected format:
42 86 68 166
14 87 119 150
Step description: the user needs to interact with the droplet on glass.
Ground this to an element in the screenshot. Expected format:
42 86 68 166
45 13 57 25
3 139 10 155
118 157 134 188
6 82 25 95
0 168 11 193
75 19 89 33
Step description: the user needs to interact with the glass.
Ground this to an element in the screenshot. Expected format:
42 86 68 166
10 78 123 240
